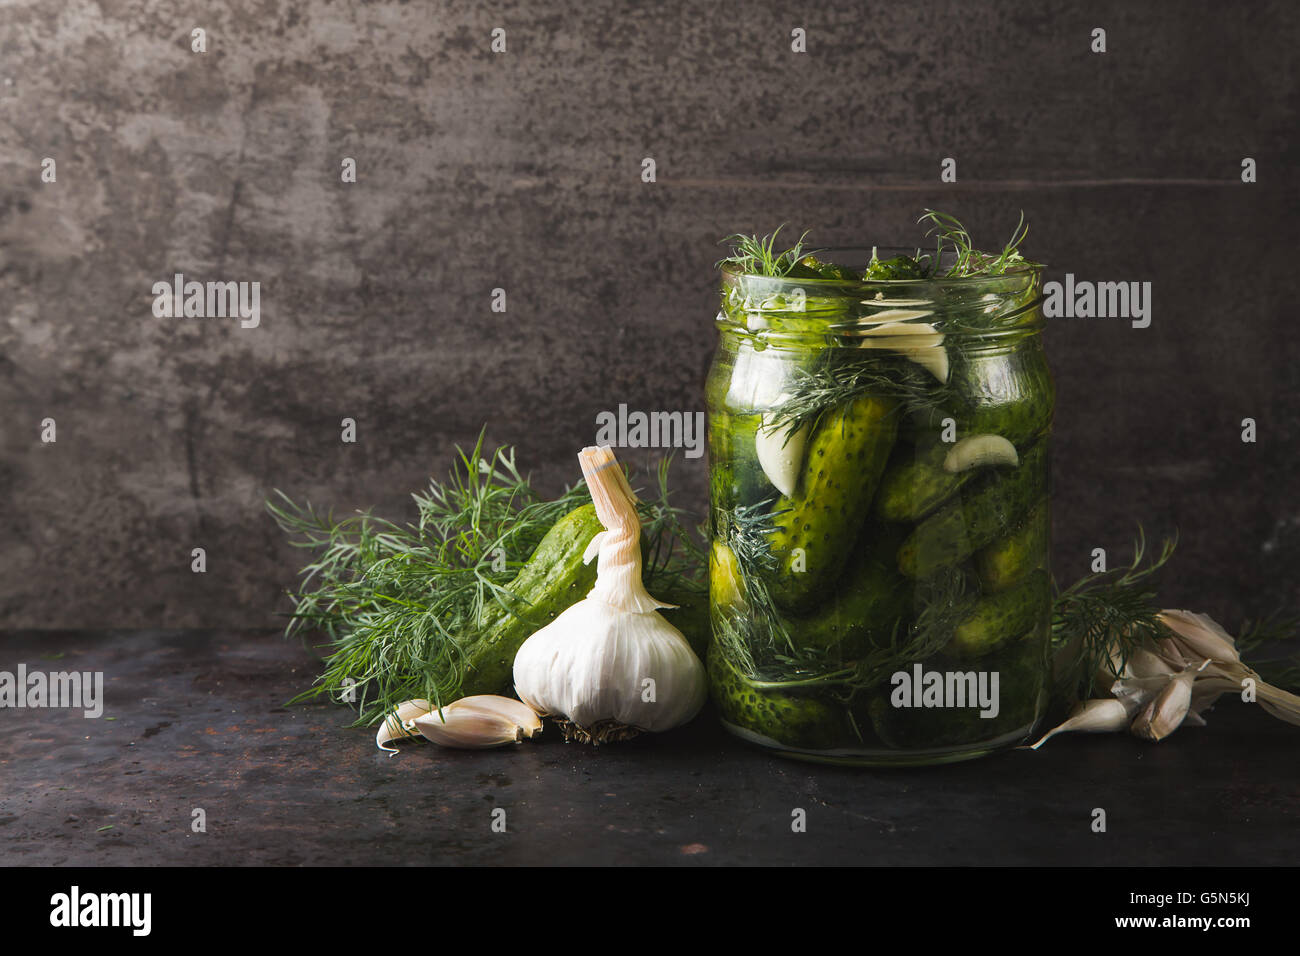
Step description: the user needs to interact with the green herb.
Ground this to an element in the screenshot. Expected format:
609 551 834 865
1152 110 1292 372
717 227 814 278
918 209 1035 278
766 353 951 434
1050 529 1177 700
1234 612 1300 690
716 497 972 694
269 433 703 725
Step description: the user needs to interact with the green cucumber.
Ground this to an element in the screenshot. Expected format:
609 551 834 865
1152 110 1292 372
657 588 710 661
793 524 911 659
949 570 1050 659
897 441 1046 578
975 499 1049 593
873 439 976 522
904 344 1054 447
766 394 898 610
465 503 604 694
863 633 1047 749
707 642 844 749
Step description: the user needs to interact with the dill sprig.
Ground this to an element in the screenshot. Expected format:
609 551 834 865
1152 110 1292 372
717 227 814 277
716 497 972 692
766 353 951 434
268 434 705 725
1050 528 1177 701
1235 612 1300 690
918 209 1035 278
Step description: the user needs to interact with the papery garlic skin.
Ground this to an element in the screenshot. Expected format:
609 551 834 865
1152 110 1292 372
512 446 708 741
376 698 433 754
412 695 542 749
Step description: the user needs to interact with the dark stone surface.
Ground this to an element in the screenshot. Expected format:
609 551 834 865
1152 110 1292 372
1 630 1296 865
1 1 1298 629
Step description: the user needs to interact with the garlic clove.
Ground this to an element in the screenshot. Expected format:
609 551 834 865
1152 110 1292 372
942 434 1019 473
857 326 949 382
856 307 934 324
754 403 809 498
1027 698 1135 750
376 698 433 754
860 320 942 337
412 695 543 749
1128 660 1208 742
1157 610 1242 664
909 345 949 383
1110 673 1175 713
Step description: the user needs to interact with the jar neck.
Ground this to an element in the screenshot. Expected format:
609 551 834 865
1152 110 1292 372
717 268 1045 347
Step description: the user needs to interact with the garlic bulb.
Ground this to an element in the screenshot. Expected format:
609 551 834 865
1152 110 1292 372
512 446 708 744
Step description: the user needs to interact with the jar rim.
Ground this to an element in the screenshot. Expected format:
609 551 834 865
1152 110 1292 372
720 245 1045 289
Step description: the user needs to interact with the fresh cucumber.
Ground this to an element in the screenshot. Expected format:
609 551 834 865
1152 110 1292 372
948 570 1051 659
707 642 844 749
873 439 976 522
897 441 1046 578
465 503 604 695
766 394 898 610
975 499 1049 593
657 587 710 661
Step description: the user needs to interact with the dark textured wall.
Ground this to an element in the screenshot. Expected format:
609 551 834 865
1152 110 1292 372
2 0 1297 629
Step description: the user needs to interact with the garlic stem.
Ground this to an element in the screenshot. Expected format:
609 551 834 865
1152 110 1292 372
579 446 664 614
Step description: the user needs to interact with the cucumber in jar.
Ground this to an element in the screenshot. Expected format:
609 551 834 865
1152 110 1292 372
975 499 1049 593
707 642 845 749
903 343 1054 448
793 522 912 658
948 569 1051 659
874 438 977 523
764 394 898 611
897 441 1047 578
863 633 1047 749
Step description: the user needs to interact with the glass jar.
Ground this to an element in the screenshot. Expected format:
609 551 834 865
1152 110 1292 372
705 248 1053 765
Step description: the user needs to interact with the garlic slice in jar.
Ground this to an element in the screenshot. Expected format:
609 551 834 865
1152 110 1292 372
754 393 810 497
859 321 949 383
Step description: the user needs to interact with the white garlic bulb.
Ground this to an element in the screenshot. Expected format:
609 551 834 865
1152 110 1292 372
512 446 708 743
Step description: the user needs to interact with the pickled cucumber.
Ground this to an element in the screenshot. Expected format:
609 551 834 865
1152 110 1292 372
707 642 843 749
897 442 1046 578
864 635 1046 749
975 499 1048 593
873 439 975 522
949 570 1050 659
766 395 898 610
904 345 1054 447
794 524 911 658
